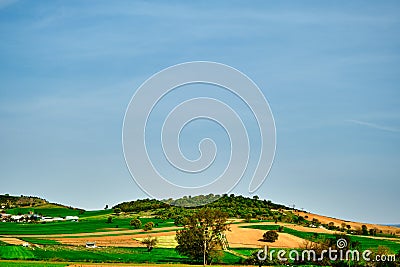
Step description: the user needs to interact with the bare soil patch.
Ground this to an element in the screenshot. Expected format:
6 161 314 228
54 230 177 248
226 223 307 248
0 237 26 245
296 211 400 235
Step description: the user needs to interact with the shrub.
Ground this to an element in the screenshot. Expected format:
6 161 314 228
141 236 158 251
263 230 279 242
174 215 186 226
244 213 252 223
130 218 142 229
143 221 154 231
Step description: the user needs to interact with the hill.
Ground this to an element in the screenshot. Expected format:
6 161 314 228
0 194 84 217
0 195 47 209
113 194 292 222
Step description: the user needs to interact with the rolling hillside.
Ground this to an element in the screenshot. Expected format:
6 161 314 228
0 195 84 217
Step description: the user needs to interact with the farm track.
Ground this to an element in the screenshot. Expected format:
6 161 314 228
0 237 26 245
226 223 309 249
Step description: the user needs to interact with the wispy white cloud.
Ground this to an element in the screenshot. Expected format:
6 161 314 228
347 119 400 133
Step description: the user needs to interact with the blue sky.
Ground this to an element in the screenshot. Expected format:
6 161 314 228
1 0 399 223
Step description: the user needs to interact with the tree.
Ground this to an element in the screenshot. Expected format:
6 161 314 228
143 221 154 231
174 215 187 226
107 216 113 224
114 208 121 215
141 236 158 252
130 218 142 229
175 208 229 265
244 213 252 223
369 228 377 236
263 231 278 242
104 204 109 210
361 225 368 235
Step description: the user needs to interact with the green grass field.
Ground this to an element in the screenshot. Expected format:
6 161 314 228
0 262 67 267
0 245 242 264
230 248 256 257
0 246 35 260
0 215 174 235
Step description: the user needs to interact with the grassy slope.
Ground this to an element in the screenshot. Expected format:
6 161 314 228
0 246 241 264
0 213 174 235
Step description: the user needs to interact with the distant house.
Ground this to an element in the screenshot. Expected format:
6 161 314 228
22 243 30 247
1 213 11 222
11 215 24 221
41 217 64 222
65 216 79 222
86 242 97 248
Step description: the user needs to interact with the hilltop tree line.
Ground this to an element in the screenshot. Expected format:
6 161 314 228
113 194 289 221
0 194 47 209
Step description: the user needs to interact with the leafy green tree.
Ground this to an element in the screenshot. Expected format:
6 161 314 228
141 236 158 252
369 228 377 236
130 218 142 229
175 208 229 265
174 215 187 226
311 218 320 227
361 225 368 235
114 208 121 215
107 216 113 224
263 231 278 242
244 213 252 223
143 221 154 231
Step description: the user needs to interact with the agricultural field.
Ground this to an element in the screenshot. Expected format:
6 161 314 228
244 224 400 252
0 213 175 235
